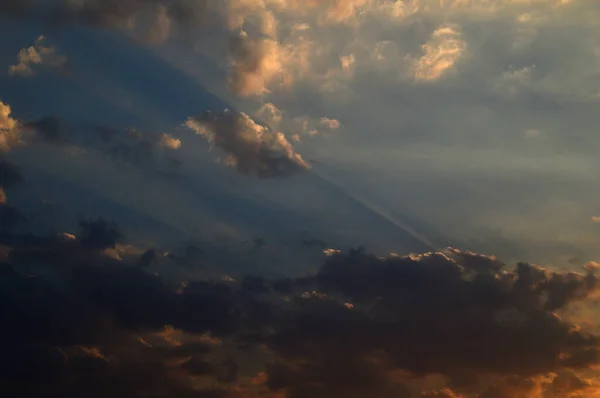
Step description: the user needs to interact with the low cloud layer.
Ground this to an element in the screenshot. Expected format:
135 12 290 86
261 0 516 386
185 110 309 178
2 210 600 397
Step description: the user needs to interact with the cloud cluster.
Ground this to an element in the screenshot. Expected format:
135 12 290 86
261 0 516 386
255 102 341 142
258 247 600 397
2 3 600 395
8 35 68 77
2 189 600 398
185 110 309 178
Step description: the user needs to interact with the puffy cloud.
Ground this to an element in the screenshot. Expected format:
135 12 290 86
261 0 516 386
256 103 283 128
227 31 292 97
0 105 63 153
8 35 68 77
411 25 466 82
0 99 22 152
255 103 341 140
158 132 182 150
185 109 309 178
319 117 341 130
260 247 600 397
0 101 17 131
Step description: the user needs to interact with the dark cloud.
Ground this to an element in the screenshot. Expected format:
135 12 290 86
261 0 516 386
0 227 249 397
2 211 600 398
137 248 158 267
0 204 25 230
0 0 33 18
0 160 23 189
185 110 310 178
85 124 183 169
78 217 121 250
48 0 212 44
257 248 600 397
24 116 64 143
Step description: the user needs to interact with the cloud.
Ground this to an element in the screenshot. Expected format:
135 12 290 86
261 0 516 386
421 389 465 398
73 123 185 170
254 103 340 140
3 1 600 396
2 201 600 398
8 35 69 77
49 0 212 45
0 160 23 190
227 31 291 97
24 116 65 143
0 99 23 152
411 25 466 82
319 117 340 130
255 103 283 128
185 109 309 178
259 247 600 397
0 204 25 230
78 217 121 250
0 0 33 17
476 371 600 398
158 132 182 150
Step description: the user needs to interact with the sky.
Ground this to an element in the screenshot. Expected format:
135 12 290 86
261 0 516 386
2 0 600 397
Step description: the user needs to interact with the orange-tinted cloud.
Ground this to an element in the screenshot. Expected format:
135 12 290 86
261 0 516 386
8 35 68 77
0 99 22 152
185 109 309 178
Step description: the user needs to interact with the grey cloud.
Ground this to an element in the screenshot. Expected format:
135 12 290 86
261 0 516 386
185 110 309 178
260 248 600 397
2 204 600 397
49 0 213 44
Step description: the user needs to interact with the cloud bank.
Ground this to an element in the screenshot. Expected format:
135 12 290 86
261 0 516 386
2 213 600 397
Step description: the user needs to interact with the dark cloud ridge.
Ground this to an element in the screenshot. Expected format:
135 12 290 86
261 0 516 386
1 209 600 397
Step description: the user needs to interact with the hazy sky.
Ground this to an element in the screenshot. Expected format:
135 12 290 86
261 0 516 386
2 1 600 397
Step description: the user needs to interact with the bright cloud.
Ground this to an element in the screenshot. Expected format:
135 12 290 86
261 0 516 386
157 133 181 150
0 100 22 152
411 25 466 82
